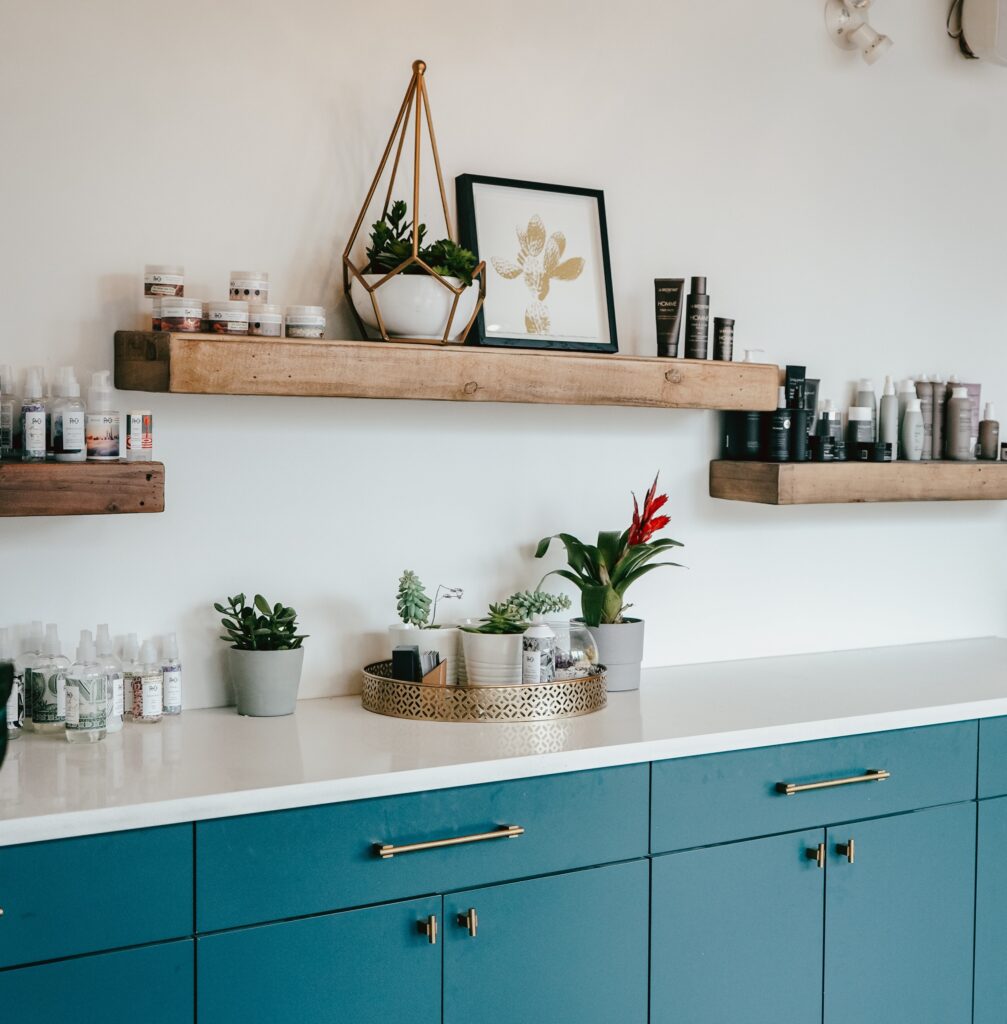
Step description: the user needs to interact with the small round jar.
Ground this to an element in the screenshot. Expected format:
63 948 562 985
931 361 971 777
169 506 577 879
160 296 203 333
208 300 249 335
144 264 184 297
249 303 283 337
230 271 269 303
285 305 326 339
151 296 162 331
201 301 210 332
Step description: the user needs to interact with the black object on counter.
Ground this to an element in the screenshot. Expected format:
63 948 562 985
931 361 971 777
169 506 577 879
684 277 710 359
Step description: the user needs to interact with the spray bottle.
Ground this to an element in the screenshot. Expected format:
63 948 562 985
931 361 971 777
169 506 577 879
65 630 107 744
20 368 46 463
32 624 70 733
0 364 20 459
96 624 123 733
161 633 182 716
85 370 120 462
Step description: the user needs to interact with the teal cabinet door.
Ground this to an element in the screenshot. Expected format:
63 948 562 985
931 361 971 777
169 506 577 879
824 802 975 1024
0 940 193 1023
651 829 826 1024
975 796 1007 1023
444 860 649 1024
197 896 440 1024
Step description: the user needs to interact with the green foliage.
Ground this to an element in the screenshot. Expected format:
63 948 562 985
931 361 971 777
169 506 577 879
505 590 572 619
215 593 307 652
366 200 478 286
396 570 432 628
460 602 528 635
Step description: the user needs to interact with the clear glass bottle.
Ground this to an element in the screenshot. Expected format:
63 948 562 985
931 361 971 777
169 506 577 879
32 623 69 733
16 620 43 732
65 630 107 744
161 633 182 716
52 367 86 463
1 627 22 739
135 640 163 724
20 367 46 463
0 363 20 459
121 632 141 721
95 623 123 733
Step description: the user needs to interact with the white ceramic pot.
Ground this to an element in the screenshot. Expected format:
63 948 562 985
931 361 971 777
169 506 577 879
460 631 523 686
389 625 459 685
227 647 305 716
351 274 479 341
584 619 645 692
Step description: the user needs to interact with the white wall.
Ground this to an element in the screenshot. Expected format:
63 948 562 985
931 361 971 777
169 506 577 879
2 0 1005 708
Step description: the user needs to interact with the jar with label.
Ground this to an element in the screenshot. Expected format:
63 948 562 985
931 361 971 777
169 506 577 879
152 296 162 331
230 271 269 303
160 295 203 333
126 410 153 461
285 305 326 339
144 264 184 297
249 303 283 337
208 300 249 335
65 632 107 744
522 617 556 684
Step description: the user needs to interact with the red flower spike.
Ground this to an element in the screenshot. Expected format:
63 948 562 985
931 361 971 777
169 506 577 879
628 475 670 546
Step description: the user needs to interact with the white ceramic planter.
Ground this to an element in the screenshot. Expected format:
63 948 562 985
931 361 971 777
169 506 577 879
389 625 460 685
227 647 305 717
460 631 523 686
350 274 479 341
584 619 645 692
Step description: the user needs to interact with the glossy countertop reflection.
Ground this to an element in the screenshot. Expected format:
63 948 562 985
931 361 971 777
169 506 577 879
3 636 1007 846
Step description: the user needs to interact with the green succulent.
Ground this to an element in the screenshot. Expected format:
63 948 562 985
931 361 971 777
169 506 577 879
461 602 528 635
397 570 432 628
366 200 478 286
505 590 572 619
215 594 307 652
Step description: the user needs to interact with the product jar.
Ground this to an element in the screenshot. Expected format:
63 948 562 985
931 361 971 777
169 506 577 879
285 305 326 339
151 296 161 331
249 303 283 337
159 296 203 333
208 300 249 335
230 271 269 303
144 264 184 297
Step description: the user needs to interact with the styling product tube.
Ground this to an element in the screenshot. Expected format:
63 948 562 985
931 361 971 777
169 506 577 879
684 277 710 359
896 379 915 458
931 378 946 459
963 382 982 456
739 411 761 459
785 366 806 409
978 403 1000 460
790 406 809 461
878 376 899 456
846 407 873 445
914 377 933 460
817 399 842 439
901 398 924 461
946 387 973 460
713 317 734 361
654 279 684 358
804 379 820 435
720 413 735 458
765 386 791 462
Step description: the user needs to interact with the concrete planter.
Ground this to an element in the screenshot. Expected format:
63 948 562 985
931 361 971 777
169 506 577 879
227 647 305 717
584 619 645 692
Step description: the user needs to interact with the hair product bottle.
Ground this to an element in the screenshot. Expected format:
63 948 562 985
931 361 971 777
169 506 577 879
0 364 20 459
654 279 684 358
896 379 916 458
20 368 46 463
16 620 43 731
915 376 933 460
2 628 22 739
161 633 182 716
65 631 107 744
901 398 924 461
121 633 142 721
855 379 877 441
931 377 947 460
713 317 735 361
32 624 69 734
766 386 791 462
946 387 974 460
979 404 1000 461
522 617 555 684
96 623 123 733
52 368 86 463
683 277 710 359
85 371 120 462
134 640 163 724
879 376 899 456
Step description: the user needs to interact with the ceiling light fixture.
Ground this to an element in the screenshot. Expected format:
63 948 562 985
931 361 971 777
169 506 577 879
825 0 893 63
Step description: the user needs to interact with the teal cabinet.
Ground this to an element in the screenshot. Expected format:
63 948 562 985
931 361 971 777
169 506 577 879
823 802 975 1024
444 859 649 1024
197 896 441 1024
974 795 1007 1023
651 830 826 1024
0 940 194 1022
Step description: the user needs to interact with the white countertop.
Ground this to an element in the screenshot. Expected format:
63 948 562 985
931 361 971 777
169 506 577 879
2 636 1007 847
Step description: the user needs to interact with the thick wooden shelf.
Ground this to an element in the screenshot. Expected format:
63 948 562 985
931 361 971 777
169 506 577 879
0 461 164 517
114 332 779 411
710 460 1007 505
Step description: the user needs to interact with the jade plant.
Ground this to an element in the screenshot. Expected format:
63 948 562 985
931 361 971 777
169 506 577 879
215 594 307 651
396 571 463 628
504 589 572 620
461 602 528 635
367 200 478 286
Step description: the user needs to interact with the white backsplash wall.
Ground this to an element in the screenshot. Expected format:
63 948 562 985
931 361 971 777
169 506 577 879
1 0 1005 708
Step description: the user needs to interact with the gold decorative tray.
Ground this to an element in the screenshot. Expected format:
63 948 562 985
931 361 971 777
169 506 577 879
361 660 607 723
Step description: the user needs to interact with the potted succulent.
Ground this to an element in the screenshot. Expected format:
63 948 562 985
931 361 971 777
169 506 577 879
536 476 684 691
350 200 480 340
389 571 463 684
215 594 308 717
460 602 529 686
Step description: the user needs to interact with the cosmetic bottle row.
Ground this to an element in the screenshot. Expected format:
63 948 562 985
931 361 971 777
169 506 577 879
0 365 153 463
654 277 735 361
2 621 182 742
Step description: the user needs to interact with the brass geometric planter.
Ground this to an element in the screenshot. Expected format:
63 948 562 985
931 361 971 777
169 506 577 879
342 60 486 346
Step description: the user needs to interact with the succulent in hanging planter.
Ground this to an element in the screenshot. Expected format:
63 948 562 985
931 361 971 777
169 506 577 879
367 201 478 286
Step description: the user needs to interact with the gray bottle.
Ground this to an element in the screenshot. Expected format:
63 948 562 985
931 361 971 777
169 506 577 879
901 398 924 461
855 379 877 441
879 377 899 454
946 387 973 461
915 376 934 460
931 377 946 459
978 403 1000 461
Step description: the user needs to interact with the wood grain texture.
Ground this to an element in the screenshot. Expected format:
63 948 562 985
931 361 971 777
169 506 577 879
0 461 164 516
114 331 779 411
710 460 1007 504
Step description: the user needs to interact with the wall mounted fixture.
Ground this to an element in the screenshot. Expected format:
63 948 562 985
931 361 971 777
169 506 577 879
825 0 893 63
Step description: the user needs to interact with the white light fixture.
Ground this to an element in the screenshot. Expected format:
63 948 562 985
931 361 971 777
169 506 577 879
825 0 893 63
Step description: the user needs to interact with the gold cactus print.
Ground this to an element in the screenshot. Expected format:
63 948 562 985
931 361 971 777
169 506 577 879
491 215 585 334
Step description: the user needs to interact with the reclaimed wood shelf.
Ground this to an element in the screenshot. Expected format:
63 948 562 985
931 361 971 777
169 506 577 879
710 460 1007 505
114 331 779 411
0 461 164 517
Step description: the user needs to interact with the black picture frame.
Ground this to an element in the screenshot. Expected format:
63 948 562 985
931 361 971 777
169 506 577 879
456 174 618 353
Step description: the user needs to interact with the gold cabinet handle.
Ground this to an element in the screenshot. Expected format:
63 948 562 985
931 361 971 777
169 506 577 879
776 769 890 796
806 843 826 869
375 824 524 859
418 914 438 944
458 907 478 938
837 838 855 864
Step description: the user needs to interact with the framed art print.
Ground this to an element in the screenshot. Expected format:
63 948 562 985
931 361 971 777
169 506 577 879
456 174 618 353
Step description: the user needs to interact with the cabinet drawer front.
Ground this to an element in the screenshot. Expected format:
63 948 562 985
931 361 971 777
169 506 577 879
197 764 648 931
0 824 193 968
979 716 1007 798
0 940 194 1023
652 722 977 852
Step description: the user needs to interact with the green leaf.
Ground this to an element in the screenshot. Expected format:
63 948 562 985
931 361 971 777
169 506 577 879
616 561 684 592
579 584 611 628
254 594 271 615
596 530 624 572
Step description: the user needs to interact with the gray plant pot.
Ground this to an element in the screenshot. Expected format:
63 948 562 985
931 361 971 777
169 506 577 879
584 619 645 692
228 647 305 717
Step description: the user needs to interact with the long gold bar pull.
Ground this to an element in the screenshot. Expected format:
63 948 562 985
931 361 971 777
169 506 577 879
418 914 438 944
837 838 855 864
776 769 890 796
806 843 826 869
375 824 524 860
458 908 478 938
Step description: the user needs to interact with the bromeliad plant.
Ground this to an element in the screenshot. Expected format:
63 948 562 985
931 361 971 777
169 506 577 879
461 602 528 635
367 200 478 286
215 594 307 651
535 476 684 627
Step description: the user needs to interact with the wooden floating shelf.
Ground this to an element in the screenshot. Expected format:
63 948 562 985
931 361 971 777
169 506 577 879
710 460 1007 505
0 461 165 517
114 331 779 412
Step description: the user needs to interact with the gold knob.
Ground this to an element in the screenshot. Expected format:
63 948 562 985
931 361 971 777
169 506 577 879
458 907 478 938
837 838 855 864
418 914 437 945
806 843 826 869
412 59 427 74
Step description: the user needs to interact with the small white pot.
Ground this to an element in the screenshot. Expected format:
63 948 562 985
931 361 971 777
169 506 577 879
351 274 479 341
460 631 523 686
584 619 646 692
389 625 459 685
